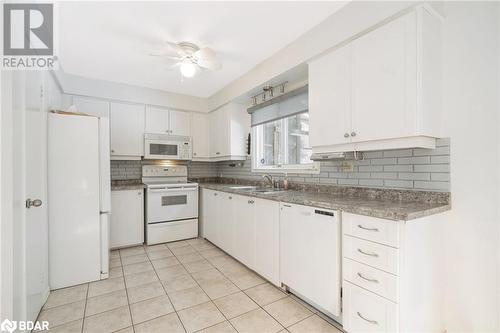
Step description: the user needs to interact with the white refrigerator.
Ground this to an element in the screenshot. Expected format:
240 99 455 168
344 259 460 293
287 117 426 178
48 112 110 289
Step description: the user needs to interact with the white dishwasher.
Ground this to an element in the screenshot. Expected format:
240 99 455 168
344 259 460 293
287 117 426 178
280 202 342 320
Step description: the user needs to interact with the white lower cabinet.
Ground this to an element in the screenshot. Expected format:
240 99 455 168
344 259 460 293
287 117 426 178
254 198 280 286
280 203 342 318
342 212 445 332
110 189 144 248
200 189 280 286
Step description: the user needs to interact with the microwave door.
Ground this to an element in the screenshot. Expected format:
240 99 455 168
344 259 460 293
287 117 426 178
147 142 179 159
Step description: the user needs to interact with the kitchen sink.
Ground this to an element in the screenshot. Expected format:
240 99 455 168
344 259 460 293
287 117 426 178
252 188 287 194
227 186 257 190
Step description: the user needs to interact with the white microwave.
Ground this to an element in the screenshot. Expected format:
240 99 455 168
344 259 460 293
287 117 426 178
144 133 192 160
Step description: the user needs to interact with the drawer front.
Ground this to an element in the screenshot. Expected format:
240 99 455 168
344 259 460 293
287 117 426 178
343 258 398 302
343 281 398 333
343 235 399 275
342 213 399 248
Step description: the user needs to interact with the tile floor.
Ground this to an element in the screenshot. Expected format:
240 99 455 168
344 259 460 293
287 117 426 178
36 238 343 333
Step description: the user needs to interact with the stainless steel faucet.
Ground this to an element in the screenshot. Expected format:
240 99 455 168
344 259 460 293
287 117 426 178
262 174 274 188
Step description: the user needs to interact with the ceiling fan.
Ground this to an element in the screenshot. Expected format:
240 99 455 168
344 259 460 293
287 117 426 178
151 41 222 78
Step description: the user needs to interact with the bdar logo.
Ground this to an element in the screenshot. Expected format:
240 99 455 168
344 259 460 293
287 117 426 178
0 319 17 333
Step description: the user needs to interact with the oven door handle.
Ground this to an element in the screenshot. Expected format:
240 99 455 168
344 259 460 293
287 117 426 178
148 187 198 193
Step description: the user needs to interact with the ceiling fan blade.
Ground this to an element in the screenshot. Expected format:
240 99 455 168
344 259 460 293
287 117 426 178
149 52 183 61
197 57 222 71
194 47 221 71
165 41 186 56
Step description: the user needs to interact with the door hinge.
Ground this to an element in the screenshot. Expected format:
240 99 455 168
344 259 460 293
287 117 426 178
40 85 44 98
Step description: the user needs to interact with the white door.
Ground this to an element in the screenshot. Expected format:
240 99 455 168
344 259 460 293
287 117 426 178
110 102 145 156
145 106 169 134
233 195 255 269
351 11 416 142
309 44 352 147
191 112 210 159
25 72 49 322
202 189 218 244
110 190 144 248
9 71 50 325
169 110 191 136
218 192 235 254
254 198 280 286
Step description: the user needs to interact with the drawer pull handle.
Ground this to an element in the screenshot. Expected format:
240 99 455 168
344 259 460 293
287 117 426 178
357 224 379 232
357 272 379 283
357 248 379 257
357 312 378 325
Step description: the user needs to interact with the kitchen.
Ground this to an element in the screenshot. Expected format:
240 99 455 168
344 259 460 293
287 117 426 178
0 1 499 333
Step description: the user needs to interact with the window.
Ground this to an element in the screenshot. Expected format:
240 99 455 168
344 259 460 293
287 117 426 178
252 111 319 173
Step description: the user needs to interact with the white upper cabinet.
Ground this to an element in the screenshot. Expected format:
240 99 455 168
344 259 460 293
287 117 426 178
191 112 210 160
309 6 441 153
351 12 415 143
169 110 191 136
309 44 352 148
72 96 110 118
110 102 145 158
209 102 249 160
145 106 169 134
145 106 191 136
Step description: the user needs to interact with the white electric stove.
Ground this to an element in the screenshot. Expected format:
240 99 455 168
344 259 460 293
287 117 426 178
142 165 198 245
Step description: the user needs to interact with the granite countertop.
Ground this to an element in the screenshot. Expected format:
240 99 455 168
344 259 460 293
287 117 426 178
198 182 451 221
111 180 145 191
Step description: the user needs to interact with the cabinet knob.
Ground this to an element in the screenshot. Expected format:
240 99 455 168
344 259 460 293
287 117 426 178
216 152 220 155
344 133 350 138
111 149 115 153
248 200 254 204
351 132 357 137
193 153 197 156
228 196 232 200
214 193 217 196
138 192 142 195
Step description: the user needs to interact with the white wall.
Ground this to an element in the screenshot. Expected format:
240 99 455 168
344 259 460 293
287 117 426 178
441 2 499 331
54 71 209 113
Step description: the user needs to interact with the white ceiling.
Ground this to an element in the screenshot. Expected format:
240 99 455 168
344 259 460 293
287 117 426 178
58 1 347 98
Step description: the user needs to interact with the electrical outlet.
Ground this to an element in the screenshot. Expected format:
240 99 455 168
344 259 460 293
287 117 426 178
341 160 354 172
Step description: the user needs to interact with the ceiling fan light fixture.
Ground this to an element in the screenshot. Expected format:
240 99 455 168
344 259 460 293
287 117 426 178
180 61 196 78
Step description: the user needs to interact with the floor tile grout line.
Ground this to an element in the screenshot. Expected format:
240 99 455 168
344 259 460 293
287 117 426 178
119 251 136 333
81 282 90 333
150 247 190 333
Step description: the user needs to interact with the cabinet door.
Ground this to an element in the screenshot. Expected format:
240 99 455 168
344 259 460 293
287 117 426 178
209 107 229 157
110 102 145 156
218 192 235 254
72 96 110 118
110 190 144 248
191 113 210 159
309 44 352 147
351 12 416 142
145 106 169 134
170 110 191 136
280 203 341 317
232 195 255 269
202 189 219 245
254 198 280 286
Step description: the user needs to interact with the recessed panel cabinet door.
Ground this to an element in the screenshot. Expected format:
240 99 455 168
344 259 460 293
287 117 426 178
145 106 169 134
309 44 352 147
202 189 218 244
110 190 144 248
191 113 210 159
232 195 255 269
218 192 235 254
110 102 145 156
254 198 280 286
351 12 417 143
170 110 191 136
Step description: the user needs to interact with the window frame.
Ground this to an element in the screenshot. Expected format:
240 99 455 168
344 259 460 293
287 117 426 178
251 115 320 174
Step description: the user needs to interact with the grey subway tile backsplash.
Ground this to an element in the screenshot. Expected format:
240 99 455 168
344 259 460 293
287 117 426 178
111 139 450 192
